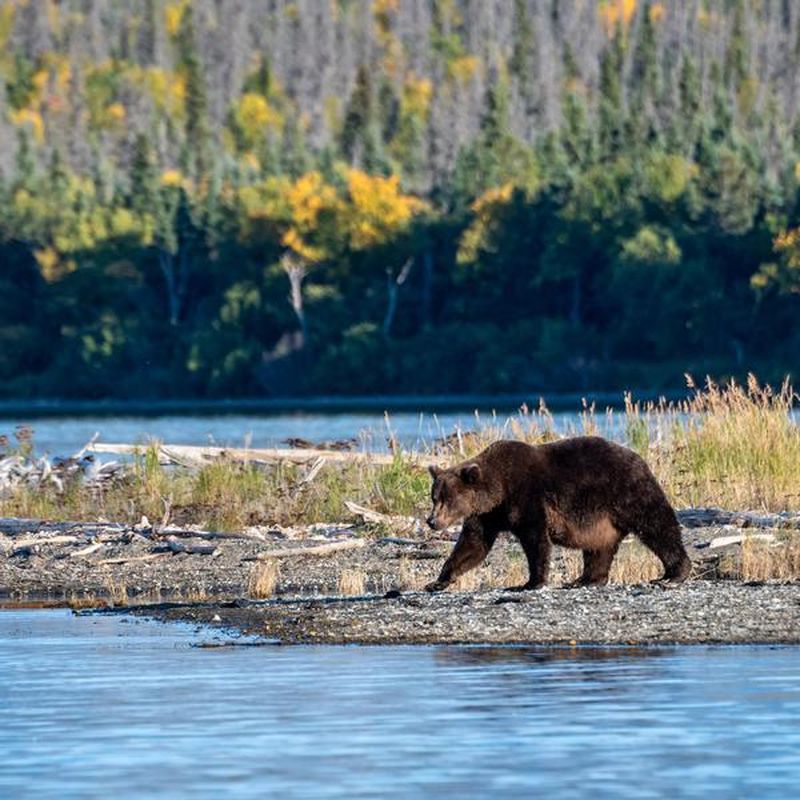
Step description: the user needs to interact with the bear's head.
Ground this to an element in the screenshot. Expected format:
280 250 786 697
426 463 484 530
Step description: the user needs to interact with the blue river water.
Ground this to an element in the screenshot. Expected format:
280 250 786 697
1 610 799 799
0 409 618 459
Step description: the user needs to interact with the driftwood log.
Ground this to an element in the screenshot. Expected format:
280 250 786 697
676 508 800 530
90 442 433 467
257 539 367 560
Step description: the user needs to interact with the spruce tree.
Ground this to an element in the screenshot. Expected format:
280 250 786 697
13 129 36 191
510 0 538 130
176 6 210 179
129 133 158 219
340 64 387 172
453 76 537 204
598 29 625 159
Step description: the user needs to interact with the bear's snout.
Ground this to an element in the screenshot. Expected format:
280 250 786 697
426 514 439 530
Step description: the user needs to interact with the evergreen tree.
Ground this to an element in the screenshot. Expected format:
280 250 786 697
13 129 36 191
677 54 702 153
129 133 158 219
598 30 625 159
510 0 539 130
340 65 386 173
453 77 538 204
725 0 748 92
630 2 659 104
176 6 210 179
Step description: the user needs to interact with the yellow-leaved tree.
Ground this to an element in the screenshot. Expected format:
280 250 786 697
242 171 343 349
752 228 800 295
456 182 515 265
343 169 428 337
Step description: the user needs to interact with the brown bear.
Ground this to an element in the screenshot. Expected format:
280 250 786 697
424 436 691 591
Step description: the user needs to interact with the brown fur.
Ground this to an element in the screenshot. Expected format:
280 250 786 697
425 437 691 591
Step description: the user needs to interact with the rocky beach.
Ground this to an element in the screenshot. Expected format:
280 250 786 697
1 509 798 645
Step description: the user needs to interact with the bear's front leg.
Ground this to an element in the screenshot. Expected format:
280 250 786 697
507 527 551 590
424 516 497 592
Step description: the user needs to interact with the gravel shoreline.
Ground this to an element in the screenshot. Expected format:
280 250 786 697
121 581 800 645
1 513 798 644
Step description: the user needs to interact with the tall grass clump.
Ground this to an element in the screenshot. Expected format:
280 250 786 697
3 376 800 530
641 376 800 511
371 453 430 516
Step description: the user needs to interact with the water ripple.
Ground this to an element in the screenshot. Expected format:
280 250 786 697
1 611 799 799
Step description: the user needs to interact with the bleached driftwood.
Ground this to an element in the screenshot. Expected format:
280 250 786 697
91 442 437 467
677 508 800 530
98 552 169 565
160 527 273 543
0 449 124 493
344 500 420 529
10 534 82 553
708 533 777 549
71 542 105 558
0 519 129 538
257 539 367 559
165 536 218 556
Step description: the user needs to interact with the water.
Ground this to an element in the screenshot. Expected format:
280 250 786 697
0 410 611 458
1 610 799 799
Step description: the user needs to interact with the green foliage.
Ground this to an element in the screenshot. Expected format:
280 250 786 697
0 1 798 398
453 79 539 206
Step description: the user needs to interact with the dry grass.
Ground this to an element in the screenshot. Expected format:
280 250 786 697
104 578 129 607
398 557 428 590
735 537 800 581
3 376 800 593
248 561 280 599
337 568 366 595
628 375 800 512
503 556 530 588
609 543 663 584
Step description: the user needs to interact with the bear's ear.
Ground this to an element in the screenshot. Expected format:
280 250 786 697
460 463 481 485
428 465 441 480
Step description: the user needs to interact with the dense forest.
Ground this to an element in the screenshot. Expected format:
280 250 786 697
1 0 800 398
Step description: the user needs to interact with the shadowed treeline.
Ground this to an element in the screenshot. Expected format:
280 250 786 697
0 0 799 398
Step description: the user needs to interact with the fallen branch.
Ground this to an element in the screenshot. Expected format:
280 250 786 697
257 539 366 559
91 442 438 467
99 553 168 565
678 508 800 530
165 536 218 556
158 527 272 543
0 519 127 538
708 533 777 549
344 501 420 529
10 535 82 554
71 542 105 558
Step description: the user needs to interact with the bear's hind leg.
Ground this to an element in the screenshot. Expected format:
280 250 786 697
570 545 619 587
637 515 691 583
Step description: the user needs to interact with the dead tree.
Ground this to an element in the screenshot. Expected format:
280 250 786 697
383 257 413 339
281 251 309 349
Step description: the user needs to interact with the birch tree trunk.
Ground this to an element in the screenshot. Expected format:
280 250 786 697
383 258 413 339
159 249 181 327
282 252 309 350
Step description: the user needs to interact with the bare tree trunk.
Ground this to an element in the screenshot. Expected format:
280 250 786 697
158 247 192 326
383 258 413 339
282 252 308 349
420 248 434 329
177 245 190 321
159 249 181 326
570 269 582 326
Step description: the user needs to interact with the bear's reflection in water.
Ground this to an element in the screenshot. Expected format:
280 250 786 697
433 645 670 668
431 645 673 704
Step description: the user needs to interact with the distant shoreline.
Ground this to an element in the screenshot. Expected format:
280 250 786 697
0 390 692 418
